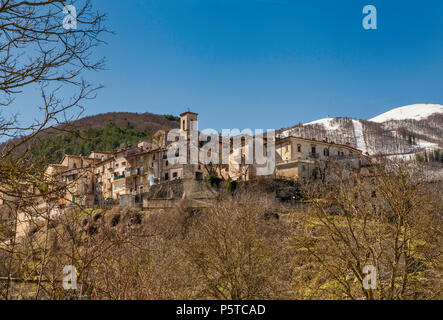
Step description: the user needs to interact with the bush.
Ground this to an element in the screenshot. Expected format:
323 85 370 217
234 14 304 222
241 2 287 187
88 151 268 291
206 175 222 188
226 180 237 193
110 213 120 227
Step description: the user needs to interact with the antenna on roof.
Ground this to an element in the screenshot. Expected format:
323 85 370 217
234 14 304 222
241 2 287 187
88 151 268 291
186 107 190 112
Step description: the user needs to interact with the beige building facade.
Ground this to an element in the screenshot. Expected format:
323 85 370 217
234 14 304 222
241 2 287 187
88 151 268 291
43 110 365 209
275 136 362 180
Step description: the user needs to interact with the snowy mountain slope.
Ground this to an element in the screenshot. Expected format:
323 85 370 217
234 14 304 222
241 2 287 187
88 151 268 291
279 104 443 156
351 119 368 155
304 117 340 130
369 104 443 123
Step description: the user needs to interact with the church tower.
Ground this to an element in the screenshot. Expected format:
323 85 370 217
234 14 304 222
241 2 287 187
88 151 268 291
180 110 198 132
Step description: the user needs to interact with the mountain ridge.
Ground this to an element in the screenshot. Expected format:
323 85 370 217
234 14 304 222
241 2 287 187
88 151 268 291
4 104 442 161
1 112 180 159
280 104 443 156
369 104 443 123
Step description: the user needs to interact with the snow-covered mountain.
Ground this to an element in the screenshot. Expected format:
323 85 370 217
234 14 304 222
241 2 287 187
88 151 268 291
369 104 443 123
279 104 443 156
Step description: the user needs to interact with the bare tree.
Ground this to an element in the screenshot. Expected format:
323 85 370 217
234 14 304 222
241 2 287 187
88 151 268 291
0 0 107 299
294 159 442 299
179 193 294 299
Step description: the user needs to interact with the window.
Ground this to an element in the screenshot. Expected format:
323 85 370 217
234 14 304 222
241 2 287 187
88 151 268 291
182 120 185 129
122 162 126 166
302 165 306 172
297 144 301 152
195 172 203 180
73 163 77 169
173 172 178 178
311 146 316 154
165 160 169 166
285 145 289 152
323 148 329 156
165 172 169 180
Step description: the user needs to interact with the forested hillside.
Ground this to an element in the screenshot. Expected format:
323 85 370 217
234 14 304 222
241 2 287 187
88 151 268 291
65 112 180 133
2 112 180 164
29 121 154 164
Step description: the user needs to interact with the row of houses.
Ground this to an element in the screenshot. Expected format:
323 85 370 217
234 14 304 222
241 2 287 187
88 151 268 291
44 111 365 209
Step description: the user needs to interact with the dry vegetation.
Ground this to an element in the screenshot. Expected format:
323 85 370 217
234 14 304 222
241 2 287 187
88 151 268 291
0 0 441 301
1 161 441 300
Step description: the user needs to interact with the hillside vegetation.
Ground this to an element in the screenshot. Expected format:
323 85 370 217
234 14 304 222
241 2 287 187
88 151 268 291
30 120 154 164
2 112 180 160
279 113 443 156
64 112 180 133
1 161 441 300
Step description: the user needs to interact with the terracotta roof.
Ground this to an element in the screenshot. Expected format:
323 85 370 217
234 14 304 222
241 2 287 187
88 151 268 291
179 111 199 116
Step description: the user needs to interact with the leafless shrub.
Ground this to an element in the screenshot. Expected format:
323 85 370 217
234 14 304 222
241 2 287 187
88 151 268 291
293 159 442 299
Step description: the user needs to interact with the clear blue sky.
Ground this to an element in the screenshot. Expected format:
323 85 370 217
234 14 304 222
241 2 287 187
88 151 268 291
11 0 443 132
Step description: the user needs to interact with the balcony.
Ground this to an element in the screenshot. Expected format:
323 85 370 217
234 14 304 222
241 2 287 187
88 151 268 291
112 173 126 181
125 149 138 157
309 152 319 158
331 154 358 160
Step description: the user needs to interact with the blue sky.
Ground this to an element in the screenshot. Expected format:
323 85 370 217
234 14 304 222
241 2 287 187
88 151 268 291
10 0 443 132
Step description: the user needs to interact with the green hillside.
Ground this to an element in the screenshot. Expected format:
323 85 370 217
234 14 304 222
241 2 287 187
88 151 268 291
30 120 152 165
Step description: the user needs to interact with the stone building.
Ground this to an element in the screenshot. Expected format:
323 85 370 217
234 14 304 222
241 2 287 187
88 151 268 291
43 110 366 209
45 155 100 207
90 111 209 207
274 136 362 181
94 156 115 203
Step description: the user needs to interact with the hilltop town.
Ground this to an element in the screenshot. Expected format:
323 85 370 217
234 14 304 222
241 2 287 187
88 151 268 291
1 0 442 303
36 111 365 212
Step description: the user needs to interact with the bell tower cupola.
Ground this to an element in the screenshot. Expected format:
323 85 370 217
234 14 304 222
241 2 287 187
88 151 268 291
180 110 198 132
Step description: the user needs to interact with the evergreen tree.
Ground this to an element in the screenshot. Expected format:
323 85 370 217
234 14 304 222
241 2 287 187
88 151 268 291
30 121 152 164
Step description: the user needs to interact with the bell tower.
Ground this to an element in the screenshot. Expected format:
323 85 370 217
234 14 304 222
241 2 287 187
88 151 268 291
180 110 198 132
